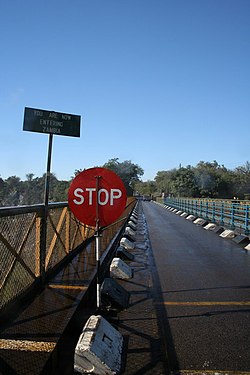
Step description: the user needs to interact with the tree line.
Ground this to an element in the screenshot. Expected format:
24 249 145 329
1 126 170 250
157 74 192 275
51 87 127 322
1 159 250 207
0 159 143 207
134 160 250 200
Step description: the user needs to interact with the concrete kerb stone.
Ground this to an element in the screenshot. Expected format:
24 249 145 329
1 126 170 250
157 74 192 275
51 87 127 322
180 212 189 218
127 221 137 231
176 210 183 215
120 237 135 250
244 243 250 251
101 278 130 312
232 235 250 246
219 229 236 239
186 215 196 221
123 233 136 243
125 226 136 238
115 246 135 261
193 218 208 226
74 314 123 375
110 257 133 279
204 223 224 234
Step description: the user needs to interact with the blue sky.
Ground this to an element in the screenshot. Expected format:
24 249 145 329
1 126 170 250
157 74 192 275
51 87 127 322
1 0 249 182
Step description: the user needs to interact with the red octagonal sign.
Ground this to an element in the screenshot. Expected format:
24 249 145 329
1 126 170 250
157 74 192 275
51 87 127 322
68 167 127 227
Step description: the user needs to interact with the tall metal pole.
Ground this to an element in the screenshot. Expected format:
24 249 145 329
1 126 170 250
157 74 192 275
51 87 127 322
95 175 101 309
41 133 53 281
44 133 53 207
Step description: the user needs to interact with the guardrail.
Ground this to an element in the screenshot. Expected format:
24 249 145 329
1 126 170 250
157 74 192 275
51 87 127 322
163 198 250 235
0 198 135 313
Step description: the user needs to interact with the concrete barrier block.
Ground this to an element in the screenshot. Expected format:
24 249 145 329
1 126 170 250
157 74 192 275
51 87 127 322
244 243 250 251
176 210 182 215
180 212 188 218
116 246 135 261
125 226 136 238
129 217 137 225
120 237 135 250
110 257 133 279
194 218 207 226
123 233 136 243
219 229 235 239
101 278 130 312
233 235 250 245
74 314 123 375
204 223 224 233
186 215 196 221
128 221 137 231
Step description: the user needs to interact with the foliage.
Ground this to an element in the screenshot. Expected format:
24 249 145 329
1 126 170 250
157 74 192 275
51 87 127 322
0 173 70 207
1 159 250 207
153 161 250 199
102 158 144 195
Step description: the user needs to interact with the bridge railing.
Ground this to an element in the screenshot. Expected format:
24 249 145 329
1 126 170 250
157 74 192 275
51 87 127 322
0 198 136 313
163 198 250 235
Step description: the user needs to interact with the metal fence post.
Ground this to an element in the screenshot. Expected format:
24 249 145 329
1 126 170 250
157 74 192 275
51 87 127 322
220 202 224 226
212 201 215 222
230 203 235 230
245 205 249 235
205 201 209 221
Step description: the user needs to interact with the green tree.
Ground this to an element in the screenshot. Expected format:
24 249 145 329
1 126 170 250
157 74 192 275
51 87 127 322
133 180 157 196
102 158 144 195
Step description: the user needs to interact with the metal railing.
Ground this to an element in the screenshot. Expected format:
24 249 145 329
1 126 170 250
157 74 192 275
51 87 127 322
0 198 136 312
163 197 250 235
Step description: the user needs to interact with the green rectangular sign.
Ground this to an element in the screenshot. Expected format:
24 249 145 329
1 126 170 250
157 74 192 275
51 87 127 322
23 107 81 137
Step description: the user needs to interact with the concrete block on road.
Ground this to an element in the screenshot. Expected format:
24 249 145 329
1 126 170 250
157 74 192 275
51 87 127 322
101 278 130 312
244 242 250 251
219 229 235 239
194 218 208 226
233 235 250 246
176 210 182 215
180 212 188 218
110 257 133 279
125 226 136 238
204 223 224 233
186 215 196 221
116 246 135 261
128 221 137 231
120 237 135 250
74 314 123 375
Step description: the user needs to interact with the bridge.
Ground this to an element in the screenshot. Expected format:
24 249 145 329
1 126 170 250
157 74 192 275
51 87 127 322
0 198 250 374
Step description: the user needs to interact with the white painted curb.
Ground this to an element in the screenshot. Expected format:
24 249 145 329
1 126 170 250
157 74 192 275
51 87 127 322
74 315 123 375
120 237 135 250
186 215 196 221
110 257 133 279
180 212 188 218
194 218 207 226
244 243 250 251
219 229 235 239
204 223 217 231
125 226 136 238
128 221 137 231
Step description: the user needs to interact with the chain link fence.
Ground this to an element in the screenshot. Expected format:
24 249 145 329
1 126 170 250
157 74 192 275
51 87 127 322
0 198 135 313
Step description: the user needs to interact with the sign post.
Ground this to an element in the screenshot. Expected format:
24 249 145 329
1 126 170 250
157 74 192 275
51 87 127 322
23 107 81 281
68 167 127 308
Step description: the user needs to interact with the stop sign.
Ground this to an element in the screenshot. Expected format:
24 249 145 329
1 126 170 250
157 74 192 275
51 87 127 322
68 167 127 227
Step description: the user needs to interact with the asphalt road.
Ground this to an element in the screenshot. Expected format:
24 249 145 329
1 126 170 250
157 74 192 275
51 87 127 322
143 201 250 374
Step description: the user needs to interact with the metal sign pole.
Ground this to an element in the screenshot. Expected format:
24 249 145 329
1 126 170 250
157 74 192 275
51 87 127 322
41 133 53 281
95 175 101 309
44 133 53 206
